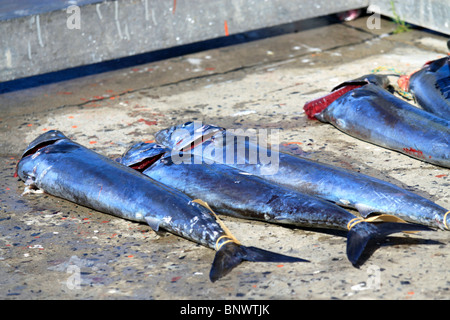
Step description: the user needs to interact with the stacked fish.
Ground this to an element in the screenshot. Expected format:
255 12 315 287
15 57 449 282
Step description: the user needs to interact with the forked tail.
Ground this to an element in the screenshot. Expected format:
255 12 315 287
346 221 432 266
209 242 308 282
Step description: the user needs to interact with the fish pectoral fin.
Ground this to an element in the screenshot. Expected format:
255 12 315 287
354 203 378 218
144 216 161 231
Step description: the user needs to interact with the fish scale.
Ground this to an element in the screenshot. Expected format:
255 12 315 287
16 130 307 282
404 56 450 120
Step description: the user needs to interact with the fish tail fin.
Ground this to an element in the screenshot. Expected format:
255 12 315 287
209 242 308 282
347 221 432 266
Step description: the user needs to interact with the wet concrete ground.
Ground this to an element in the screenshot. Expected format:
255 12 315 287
0 16 449 300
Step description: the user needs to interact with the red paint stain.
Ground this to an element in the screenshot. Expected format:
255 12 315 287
436 174 447 178
282 142 303 146
138 118 157 126
224 20 229 36
402 147 425 159
171 276 182 282
172 0 176 14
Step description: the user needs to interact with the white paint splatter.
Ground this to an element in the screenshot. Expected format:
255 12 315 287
36 15 44 47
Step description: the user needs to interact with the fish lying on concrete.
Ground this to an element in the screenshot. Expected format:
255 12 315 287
15 130 307 282
303 74 450 168
398 56 450 120
155 122 449 231
118 142 433 265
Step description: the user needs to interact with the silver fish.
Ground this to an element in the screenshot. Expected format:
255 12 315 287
155 122 450 231
303 74 450 168
118 142 433 265
15 130 307 282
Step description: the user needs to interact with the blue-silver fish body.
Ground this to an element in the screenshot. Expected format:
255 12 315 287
308 79 450 168
118 142 433 265
402 56 450 120
155 123 449 231
16 130 306 282
118 143 355 229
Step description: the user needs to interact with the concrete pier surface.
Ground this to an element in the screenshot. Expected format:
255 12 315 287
0 15 449 300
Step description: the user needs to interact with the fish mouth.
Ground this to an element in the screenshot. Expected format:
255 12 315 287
129 154 163 172
21 139 57 159
128 132 217 172
14 130 66 178
118 143 168 172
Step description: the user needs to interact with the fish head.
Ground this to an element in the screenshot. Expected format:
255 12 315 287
362 74 391 88
20 130 68 158
331 74 391 91
155 121 224 150
15 130 68 179
398 56 449 91
118 142 168 171
424 56 448 73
